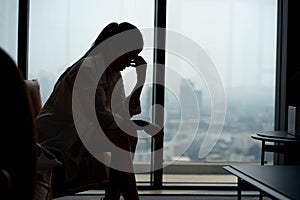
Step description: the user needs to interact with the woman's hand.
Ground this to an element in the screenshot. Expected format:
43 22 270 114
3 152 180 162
133 56 147 83
128 56 147 110
134 56 147 66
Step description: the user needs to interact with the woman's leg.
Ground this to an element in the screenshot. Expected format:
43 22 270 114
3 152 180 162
104 130 139 200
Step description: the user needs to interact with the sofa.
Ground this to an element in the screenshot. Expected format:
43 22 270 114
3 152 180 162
25 79 109 199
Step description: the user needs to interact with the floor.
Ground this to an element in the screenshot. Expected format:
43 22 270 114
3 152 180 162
53 190 271 200
53 174 272 199
54 196 269 200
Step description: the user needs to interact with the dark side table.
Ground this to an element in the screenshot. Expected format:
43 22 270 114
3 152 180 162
223 165 300 200
251 131 300 165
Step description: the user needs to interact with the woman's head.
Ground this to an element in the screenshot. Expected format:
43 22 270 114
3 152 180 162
90 22 144 72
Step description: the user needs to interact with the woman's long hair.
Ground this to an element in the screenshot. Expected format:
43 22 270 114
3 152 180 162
82 22 119 58
85 22 143 58
54 22 143 87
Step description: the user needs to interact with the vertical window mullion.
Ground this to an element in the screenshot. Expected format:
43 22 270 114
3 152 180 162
18 0 30 78
151 0 167 189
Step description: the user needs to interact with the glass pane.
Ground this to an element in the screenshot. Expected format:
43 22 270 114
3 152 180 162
28 0 154 183
0 0 18 62
165 0 277 181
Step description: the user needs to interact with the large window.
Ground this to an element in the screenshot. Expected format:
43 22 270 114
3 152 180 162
164 0 277 180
